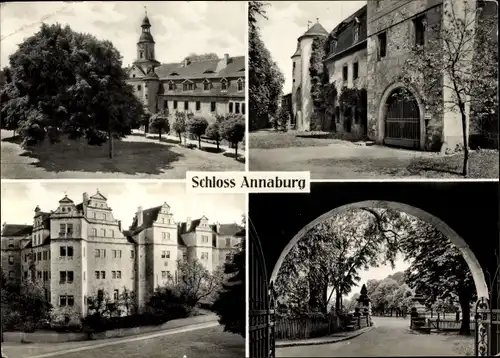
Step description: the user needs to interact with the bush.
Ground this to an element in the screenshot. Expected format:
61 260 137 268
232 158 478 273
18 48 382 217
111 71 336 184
186 116 209 149
205 122 222 150
220 114 245 157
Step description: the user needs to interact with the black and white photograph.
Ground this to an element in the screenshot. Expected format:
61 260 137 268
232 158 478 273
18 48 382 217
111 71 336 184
249 181 500 357
1 181 246 358
0 1 246 179
249 0 498 179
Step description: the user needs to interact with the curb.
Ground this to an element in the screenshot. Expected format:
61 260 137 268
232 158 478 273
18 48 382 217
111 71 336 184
276 326 374 348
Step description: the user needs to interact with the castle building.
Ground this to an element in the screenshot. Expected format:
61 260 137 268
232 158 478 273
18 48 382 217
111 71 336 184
126 11 246 125
0 191 244 316
291 0 497 151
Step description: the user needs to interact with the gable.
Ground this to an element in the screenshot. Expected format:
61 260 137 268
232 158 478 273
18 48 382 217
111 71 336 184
130 65 145 78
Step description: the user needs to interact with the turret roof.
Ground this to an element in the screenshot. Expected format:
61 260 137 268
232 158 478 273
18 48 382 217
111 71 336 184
298 22 329 41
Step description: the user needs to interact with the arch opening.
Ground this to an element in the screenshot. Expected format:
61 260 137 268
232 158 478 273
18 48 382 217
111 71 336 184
270 200 488 301
378 83 426 150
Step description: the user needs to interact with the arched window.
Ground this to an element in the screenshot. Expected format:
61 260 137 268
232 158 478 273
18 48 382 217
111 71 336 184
220 78 228 91
237 78 244 92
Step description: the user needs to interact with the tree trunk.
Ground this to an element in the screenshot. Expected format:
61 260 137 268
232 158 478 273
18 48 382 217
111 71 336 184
159 128 162 142
234 143 238 157
198 136 201 149
108 130 114 159
178 133 182 144
216 139 220 150
458 291 471 335
460 104 469 177
335 288 341 313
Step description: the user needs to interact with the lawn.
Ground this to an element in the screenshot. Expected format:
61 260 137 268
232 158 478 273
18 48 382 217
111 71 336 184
1 130 244 179
249 129 362 149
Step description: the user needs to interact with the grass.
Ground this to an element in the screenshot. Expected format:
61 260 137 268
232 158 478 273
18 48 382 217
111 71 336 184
7 326 244 358
249 130 363 149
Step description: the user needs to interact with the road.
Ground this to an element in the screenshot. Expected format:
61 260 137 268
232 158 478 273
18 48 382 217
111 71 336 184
276 316 474 357
3 323 244 358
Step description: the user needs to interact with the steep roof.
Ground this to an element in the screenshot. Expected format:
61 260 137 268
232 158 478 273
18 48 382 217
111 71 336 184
155 56 245 80
298 22 329 41
129 206 162 234
1 224 33 237
218 223 244 236
326 4 367 60
291 42 301 58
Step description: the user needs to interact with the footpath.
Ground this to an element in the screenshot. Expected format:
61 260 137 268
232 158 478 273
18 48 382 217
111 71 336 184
276 326 373 348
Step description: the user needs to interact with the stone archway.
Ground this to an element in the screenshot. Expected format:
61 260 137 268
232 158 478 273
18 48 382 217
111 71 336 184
269 200 488 299
377 83 426 150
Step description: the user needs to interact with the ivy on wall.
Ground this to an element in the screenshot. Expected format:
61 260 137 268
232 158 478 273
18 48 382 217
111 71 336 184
309 36 329 113
338 87 367 119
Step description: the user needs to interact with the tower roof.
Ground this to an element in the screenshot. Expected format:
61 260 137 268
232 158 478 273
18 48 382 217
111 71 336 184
298 21 329 41
291 41 301 58
142 15 151 27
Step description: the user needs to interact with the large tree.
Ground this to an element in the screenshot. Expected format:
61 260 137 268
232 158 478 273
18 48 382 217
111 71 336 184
0 23 144 157
249 1 285 131
212 217 246 337
398 0 498 175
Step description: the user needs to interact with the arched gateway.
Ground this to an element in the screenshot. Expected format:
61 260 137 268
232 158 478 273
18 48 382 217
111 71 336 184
248 182 499 357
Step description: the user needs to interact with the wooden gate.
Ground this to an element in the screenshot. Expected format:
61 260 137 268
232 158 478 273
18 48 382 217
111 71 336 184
384 89 420 149
249 219 275 358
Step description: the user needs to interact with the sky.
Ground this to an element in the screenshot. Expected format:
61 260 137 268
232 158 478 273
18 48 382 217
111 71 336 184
1 182 245 230
257 1 367 95
0 1 246 68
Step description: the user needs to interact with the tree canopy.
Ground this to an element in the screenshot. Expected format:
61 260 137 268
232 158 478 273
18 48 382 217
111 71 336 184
0 23 144 147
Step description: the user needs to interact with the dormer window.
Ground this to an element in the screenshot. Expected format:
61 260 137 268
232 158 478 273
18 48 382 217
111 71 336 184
168 81 175 91
354 24 359 42
237 78 244 92
140 51 144 59
203 70 215 74
183 80 194 91
238 67 245 72
132 74 136 78
203 79 211 91
329 39 337 53
221 78 228 91
170 72 179 76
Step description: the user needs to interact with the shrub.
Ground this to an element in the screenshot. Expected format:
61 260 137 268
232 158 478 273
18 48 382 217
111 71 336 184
149 111 170 142
220 114 245 158
205 122 222 150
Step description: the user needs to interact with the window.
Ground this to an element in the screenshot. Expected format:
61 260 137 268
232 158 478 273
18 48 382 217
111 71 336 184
162 232 170 241
376 0 381 8
113 250 122 258
92 228 97 236
183 252 187 261
132 74 136 78
203 80 210 91
113 290 119 301
196 101 201 111
67 295 74 306
101 271 105 279
43 251 47 260
210 102 216 112
24 254 27 262
83 271 85 281
137 85 142 91
183 101 188 110
37 271 42 279
67 246 73 257
110 230 114 238
8 255 14 264
330 39 337 53
100 229 106 237
37 252 42 261
168 82 175 91
293 61 296 73
24 271 28 279
59 295 67 306
112 270 116 279
161 251 170 258
202 235 209 243
353 62 359 80
95 271 100 279
67 271 74 282
173 101 178 110
354 24 359 42
229 102 234 113
237 79 244 92
8 239 14 247
183 82 194 91
226 238 231 247
117 271 121 279
414 16 425 46
140 51 144 59
162 271 167 278
8 271 14 279
60 271 66 283
221 79 228 91
164 101 168 110
131 250 135 259
242 102 246 115
201 252 209 260
43 271 48 281
95 249 100 257
235 102 240 114
378 32 387 59
342 65 348 81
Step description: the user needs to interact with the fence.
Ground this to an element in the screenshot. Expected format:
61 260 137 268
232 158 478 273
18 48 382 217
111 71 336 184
427 318 476 332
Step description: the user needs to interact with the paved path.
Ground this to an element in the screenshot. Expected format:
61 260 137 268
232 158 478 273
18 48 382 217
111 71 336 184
3 322 244 358
276 317 473 357
250 144 437 179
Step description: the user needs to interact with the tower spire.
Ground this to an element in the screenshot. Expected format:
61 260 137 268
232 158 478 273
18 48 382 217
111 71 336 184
144 5 147 16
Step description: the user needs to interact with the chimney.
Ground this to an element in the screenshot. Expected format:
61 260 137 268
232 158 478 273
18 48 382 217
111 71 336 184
223 53 229 66
216 222 221 233
183 58 190 67
117 220 122 231
137 207 143 226
83 192 89 203
186 217 192 229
